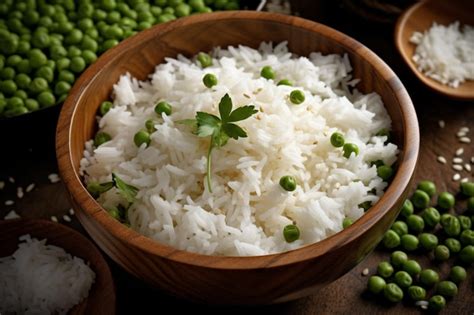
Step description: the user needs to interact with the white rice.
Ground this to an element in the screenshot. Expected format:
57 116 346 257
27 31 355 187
81 42 398 256
0 235 95 314
410 21 474 88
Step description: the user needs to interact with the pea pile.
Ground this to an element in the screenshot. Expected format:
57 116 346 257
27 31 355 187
367 180 474 311
0 0 241 118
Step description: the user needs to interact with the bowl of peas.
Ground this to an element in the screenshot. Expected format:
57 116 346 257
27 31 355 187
0 0 264 149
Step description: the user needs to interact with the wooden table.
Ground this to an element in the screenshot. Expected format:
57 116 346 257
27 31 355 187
0 2 472 314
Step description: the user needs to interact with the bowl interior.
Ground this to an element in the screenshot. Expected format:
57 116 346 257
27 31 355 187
58 12 418 267
395 0 474 100
0 219 115 314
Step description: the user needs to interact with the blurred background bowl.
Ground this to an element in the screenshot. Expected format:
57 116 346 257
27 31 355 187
57 11 419 304
0 219 116 314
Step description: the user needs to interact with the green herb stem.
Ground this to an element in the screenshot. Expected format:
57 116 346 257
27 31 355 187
206 138 214 193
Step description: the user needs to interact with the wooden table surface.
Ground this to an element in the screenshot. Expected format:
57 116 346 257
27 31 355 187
0 1 473 314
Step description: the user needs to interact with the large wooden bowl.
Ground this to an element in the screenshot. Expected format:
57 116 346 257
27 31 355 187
56 12 419 304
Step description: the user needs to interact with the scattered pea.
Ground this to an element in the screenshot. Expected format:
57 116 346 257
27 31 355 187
391 221 408 236
458 215 471 230
197 52 212 68
377 261 394 278
407 285 426 301
445 238 462 254
383 230 400 249
411 189 430 209
399 199 414 218
460 182 474 197
429 295 446 312
202 73 217 88
419 269 439 287
342 143 359 159
260 66 275 80
418 233 438 250
283 224 300 243
133 130 151 148
289 90 305 105
460 229 474 246
383 283 403 302
421 207 440 227
438 192 455 210
406 214 425 233
402 259 421 276
367 275 386 294
277 79 292 86
377 165 393 181
449 266 467 284
400 234 419 251
330 132 345 148
100 101 112 116
279 175 297 192
436 280 458 298
94 131 111 147
154 101 172 116
390 251 408 268
434 245 450 261
459 245 474 264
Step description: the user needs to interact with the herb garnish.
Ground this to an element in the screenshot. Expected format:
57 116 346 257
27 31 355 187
86 173 138 203
178 93 257 192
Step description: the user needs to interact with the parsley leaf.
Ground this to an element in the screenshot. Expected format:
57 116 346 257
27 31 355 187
112 173 139 204
181 93 257 192
87 181 114 199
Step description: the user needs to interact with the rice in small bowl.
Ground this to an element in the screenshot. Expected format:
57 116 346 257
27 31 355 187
57 12 419 304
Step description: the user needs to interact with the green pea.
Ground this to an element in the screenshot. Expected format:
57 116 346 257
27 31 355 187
24 98 39 111
81 36 98 52
137 21 152 30
16 59 31 74
449 266 467 284
383 230 400 249
202 73 217 88
341 217 353 229
282 224 300 243
0 80 17 95
420 269 439 287
434 245 450 261
189 0 206 10
375 128 391 141
391 221 408 236
28 77 48 94
4 106 28 117
35 66 54 83
134 130 151 148
154 101 172 116
6 55 22 67
145 119 156 133
100 101 113 116
58 70 75 84
330 132 345 148
37 91 56 107
411 189 430 209
82 50 97 65
28 49 47 68
421 207 440 227
377 165 393 181
31 31 50 48
94 131 111 147
436 280 458 298
377 261 394 278
406 214 425 233
17 40 30 54
445 238 461 253
438 191 455 210
70 56 86 73
402 259 421 276
277 79 292 86
390 250 408 268
418 233 438 250
78 18 94 31
459 245 474 264
100 0 117 11
461 182 474 197
54 81 71 96
407 285 426 301
0 67 15 80
156 14 175 23
428 295 446 312
401 234 418 251
342 143 359 158
197 52 212 68
260 66 275 80
14 90 27 100
104 25 123 40
6 97 24 109
101 39 119 52
14 74 30 89
289 90 305 105
460 229 474 246
468 197 474 213
383 283 403 303
56 58 70 71
107 11 121 24
459 215 471 230
358 201 371 211
441 215 461 237
279 175 297 192
399 199 414 218
367 276 386 294
417 180 436 197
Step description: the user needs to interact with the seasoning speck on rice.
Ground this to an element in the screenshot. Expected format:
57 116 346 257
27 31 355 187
81 42 398 256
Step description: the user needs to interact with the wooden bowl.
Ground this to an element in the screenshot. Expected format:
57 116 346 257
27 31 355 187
395 0 474 100
56 11 419 304
0 219 116 314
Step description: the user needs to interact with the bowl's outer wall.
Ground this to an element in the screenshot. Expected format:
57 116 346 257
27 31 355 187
57 12 418 304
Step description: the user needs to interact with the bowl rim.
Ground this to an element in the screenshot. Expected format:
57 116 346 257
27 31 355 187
57 11 419 270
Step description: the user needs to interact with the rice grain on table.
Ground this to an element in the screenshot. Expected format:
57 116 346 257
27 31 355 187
26 183 35 193
459 137 471 143
8 177 15 183
437 156 447 164
16 187 24 199
453 173 461 181
465 164 472 172
81 42 398 256
455 148 464 156
453 165 463 171
63 215 72 222
453 157 463 164
51 216 58 223
438 120 445 128
4 210 21 220
5 200 14 206
48 173 61 184
0 181 4 190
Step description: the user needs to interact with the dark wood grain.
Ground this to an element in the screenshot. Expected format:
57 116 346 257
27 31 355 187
0 219 116 315
395 0 474 100
55 11 418 304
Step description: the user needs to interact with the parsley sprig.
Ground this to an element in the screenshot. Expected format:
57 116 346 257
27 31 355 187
179 93 257 192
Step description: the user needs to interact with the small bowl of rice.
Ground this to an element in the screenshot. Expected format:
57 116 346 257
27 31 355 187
57 11 419 304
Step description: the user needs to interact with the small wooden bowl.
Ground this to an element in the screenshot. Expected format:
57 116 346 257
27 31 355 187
395 0 474 100
0 219 116 314
57 11 419 304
